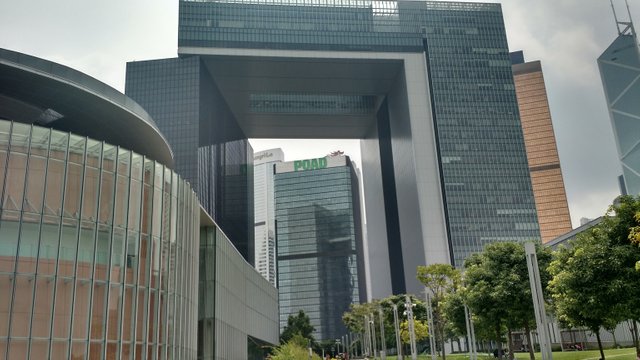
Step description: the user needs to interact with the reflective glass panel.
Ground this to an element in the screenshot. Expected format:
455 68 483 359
0 219 19 272
52 277 73 338
23 155 46 213
44 159 65 216
72 280 91 340
114 175 130 228
31 276 54 338
77 222 96 279
85 139 102 168
49 130 68 161
71 341 86 360
8 339 28 360
67 135 85 164
63 162 83 218
94 225 111 281
9 123 30 153
98 171 115 225
106 285 122 341
58 219 78 277
82 167 100 221
30 339 49 359
37 220 59 275
9 275 34 337
50 340 68 360
89 282 107 340
0 274 13 337
3 152 27 211
29 126 50 156
17 220 40 274
0 121 10 150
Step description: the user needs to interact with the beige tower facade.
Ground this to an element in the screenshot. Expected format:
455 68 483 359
512 57 573 243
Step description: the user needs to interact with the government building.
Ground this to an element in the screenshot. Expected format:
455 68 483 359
126 0 540 298
0 48 278 360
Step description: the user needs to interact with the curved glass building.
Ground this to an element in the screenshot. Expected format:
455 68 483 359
0 48 279 360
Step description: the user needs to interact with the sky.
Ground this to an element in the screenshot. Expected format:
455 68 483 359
0 0 635 227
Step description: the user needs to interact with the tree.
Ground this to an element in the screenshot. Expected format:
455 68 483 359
281 310 315 344
594 195 640 357
463 242 551 360
342 294 428 353
400 319 429 345
548 227 628 360
417 263 461 360
272 333 322 360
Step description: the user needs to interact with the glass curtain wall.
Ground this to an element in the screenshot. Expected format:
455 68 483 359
0 120 199 360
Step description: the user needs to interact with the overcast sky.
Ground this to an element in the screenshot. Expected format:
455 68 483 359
0 0 634 227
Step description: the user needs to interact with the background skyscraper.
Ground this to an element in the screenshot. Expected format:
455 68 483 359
598 9 640 195
274 155 365 341
253 148 284 286
128 0 541 297
511 51 573 242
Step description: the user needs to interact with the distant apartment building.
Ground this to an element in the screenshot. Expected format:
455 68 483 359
511 51 573 243
253 148 284 286
274 155 365 341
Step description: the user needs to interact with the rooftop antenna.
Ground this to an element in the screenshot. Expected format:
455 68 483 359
611 0 637 36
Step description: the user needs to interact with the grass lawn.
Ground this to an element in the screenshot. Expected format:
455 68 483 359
378 347 637 360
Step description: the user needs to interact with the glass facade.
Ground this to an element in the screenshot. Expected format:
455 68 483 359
598 33 640 195
0 120 200 359
418 3 540 265
274 158 364 341
125 58 254 265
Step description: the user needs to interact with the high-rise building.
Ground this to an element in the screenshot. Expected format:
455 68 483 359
274 155 365 341
125 58 255 265
598 10 640 195
511 51 572 243
253 148 284 286
127 0 540 297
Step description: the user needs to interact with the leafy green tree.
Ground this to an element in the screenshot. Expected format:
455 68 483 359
548 227 628 360
591 195 640 357
281 310 315 344
417 264 461 360
400 319 429 345
463 242 551 360
272 333 322 360
343 294 428 353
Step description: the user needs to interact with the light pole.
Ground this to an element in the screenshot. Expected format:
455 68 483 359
404 295 417 360
425 291 437 360
525 242 553 360
393 304 403 360
379 307 387 359
464 304 478 360
370 314 378 359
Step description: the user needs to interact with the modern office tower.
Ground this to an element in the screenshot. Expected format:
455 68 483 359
0 48 278 359
274 155 365 341
253 148 284 286
598 8 640 195
126 58 255 265
511 51 572 243
127 0 540 297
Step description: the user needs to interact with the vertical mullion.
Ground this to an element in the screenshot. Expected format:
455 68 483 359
26 127 52 359
6 123 32 358
85 141 105 360
66 137 89 359
102 146 121 360
116 151 132 360
129 156 145 360
47 131 71 357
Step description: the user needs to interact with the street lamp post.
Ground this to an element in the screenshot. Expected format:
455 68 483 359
393 304 403 360
425 291 437 360
404 295 418 360
370 314 378 359
379 307 387 359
